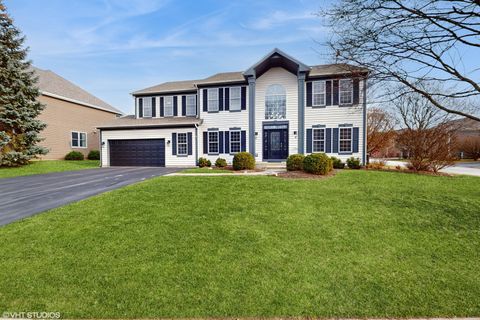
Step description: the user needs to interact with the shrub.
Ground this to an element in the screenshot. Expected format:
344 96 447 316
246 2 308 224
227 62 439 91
198 157 211 168
330 156 345 169
232 152 255 170
65 151 84 161
303 153 333 175
87 150 100 160
215 157 227 168
346 157 361 169
286 154 305 171
366 160 386 170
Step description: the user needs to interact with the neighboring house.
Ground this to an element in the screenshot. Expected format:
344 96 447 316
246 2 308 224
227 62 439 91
33 67 122 159
98 48 368 167
450 118 480 159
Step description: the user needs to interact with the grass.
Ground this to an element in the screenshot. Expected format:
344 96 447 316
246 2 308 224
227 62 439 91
0 160 99 179
180 167 233 174
0 170 479 318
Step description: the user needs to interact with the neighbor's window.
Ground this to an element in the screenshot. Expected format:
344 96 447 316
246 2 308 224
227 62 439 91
229 87 241 111
312 81 326 106
207 88 219 112
208 131 219 154
312 128 325 152
177 133 188 155
164 96 174 117
143 97 152 117
265 84 286 119
339 127 352 153
339 79 353 105
230 130 241 153
186 95 196 116
71 131 87 148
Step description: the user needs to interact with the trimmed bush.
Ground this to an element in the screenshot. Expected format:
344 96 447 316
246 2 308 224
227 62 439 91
87 150 100 160
215 157 227 168
303 153 333 175
198 157 211 168
330 156 345 169
346 157 362 169
232 152 255 170
65 151 84 161
286 154 305 171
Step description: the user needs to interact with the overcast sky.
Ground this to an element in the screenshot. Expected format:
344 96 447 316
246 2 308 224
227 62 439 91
5 0 331 114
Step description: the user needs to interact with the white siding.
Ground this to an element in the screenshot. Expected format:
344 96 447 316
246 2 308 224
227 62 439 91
255 67 298 161
101 128 197 167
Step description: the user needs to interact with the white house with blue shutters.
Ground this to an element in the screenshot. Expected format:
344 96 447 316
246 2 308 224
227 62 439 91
98 48 368 167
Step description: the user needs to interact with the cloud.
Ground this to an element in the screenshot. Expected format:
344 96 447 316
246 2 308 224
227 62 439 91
246 10 316 30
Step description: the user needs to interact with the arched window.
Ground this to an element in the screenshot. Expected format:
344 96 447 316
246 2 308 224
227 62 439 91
265 84 286 119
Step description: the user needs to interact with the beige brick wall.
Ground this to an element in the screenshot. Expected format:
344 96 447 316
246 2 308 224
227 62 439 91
37 95 118 160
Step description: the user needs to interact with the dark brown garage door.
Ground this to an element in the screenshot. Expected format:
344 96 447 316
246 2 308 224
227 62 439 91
109 139 165 167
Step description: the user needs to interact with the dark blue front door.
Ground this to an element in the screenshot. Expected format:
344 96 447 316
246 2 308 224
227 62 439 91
263 126 288 160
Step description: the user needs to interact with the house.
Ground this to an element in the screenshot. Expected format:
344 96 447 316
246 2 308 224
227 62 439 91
98 49 368 167
33 67 122 159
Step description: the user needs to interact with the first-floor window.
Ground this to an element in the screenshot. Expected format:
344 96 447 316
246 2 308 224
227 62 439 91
72 131 87 148
339 127 352 152
230 131 241 153
313 128 325 152
208 131 219 153
142 97 152 117
177 133 187 155
164 96 174 117
186 95 196 116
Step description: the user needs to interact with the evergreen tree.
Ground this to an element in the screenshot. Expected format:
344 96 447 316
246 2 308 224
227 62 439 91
0 1 47 166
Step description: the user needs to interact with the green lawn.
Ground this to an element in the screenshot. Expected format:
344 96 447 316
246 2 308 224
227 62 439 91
0 170 479 318
0 160 99 179
180 167 233 173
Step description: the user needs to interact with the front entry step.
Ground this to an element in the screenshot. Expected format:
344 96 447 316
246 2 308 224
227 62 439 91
256 162 287 170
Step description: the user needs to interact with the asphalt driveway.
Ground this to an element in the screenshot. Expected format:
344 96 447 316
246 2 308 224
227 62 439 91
0 167 179 226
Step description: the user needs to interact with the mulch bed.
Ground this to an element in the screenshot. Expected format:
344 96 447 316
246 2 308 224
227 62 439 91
276 170 336 179
366 167 453 177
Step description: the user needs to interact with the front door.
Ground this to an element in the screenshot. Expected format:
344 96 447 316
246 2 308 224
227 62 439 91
263 127 288 161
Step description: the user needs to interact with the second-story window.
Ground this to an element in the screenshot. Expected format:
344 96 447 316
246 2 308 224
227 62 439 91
265 84 286 119
143 97 152 117
207 88 219 112
229 87 241 111
186 95 196 116
313 81 326 107
164 96 174 117
339 79 353 105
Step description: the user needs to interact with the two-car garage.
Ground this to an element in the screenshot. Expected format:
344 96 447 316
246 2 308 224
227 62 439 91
109 139 165 167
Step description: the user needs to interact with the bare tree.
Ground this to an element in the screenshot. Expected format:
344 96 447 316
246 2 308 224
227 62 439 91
324 0 480 122
367 108 396 159
459 136 480 160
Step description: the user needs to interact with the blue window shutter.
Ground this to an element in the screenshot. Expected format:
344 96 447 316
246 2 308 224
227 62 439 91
333 80 339 105
219 88 224 111
151 97 156 117
225 130 230 154
306 82 312 107
172 133 177 155
224 88 230 111
326 128 332 153
160 97 164 117
138 98 143 117
203 89 208 112
173 96 178 116
203 132 208 154
188 132 193 155
353 127 359 153
182 96 186 116
219 131 224 153
241 86 247 110
241 130 247 152
333 128 339 153
353 79 360 105
326 81 332 106
306 129 312 153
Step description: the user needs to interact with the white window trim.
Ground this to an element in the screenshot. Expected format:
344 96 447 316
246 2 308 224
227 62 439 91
229 87 241 111
186 95 196 116
312 128 325 152
71 131 87 149
312 81 326 107
339 79 353 105
177 133 188 156
229 130 241 154
339 127 353 153
164 96 174 117
208 131 219 154
207 88 219 112
142 97 153 118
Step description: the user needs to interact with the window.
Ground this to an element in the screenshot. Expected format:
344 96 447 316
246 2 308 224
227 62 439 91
186 95 196 116
230 131 241 153
265 84 286 119
177 133 187 155
142 97 152 117
208 131 219 154
312 128 325 152
339 127 352 153
229 87 241 111
71 131 87 148
164 96 174 117
312 81 326 106
207 89 219 112
339 79 353 105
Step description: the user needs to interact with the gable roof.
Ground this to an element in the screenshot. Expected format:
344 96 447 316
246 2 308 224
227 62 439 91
243 48 310 77
309 63 369 77
32 67 122 115
133 79 198 95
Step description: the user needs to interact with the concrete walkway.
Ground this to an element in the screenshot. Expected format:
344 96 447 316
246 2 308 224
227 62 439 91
384 160 480 177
